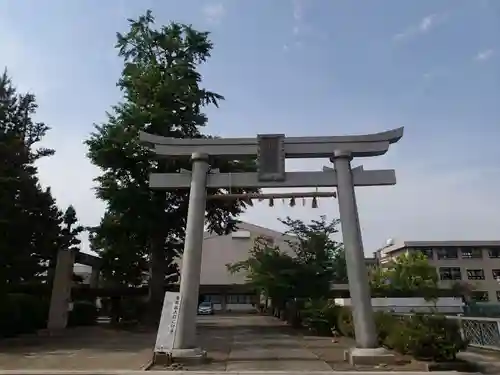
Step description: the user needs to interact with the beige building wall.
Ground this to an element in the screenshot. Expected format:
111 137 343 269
176 222 295 286
375 241 500 303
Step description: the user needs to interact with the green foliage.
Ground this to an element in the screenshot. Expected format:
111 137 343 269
68 301 98 326
0 294 48 337
370 252 439 301
0 70 83 290
336 306 355 337
329 307 468 362
300 299 340 335
450 281 476 304
227 236 297 307
385 314 468 361
280 216 347 284
85 11 257 321
227 217 346 309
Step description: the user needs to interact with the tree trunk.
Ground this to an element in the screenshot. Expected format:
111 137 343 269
145 237 165 326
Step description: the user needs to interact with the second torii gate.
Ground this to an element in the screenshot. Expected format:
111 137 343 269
140 127 404 365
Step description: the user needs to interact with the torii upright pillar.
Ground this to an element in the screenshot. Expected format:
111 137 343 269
332 151 378 348
174 153 210 352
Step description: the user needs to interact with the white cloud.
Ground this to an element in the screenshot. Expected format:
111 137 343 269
475 49 494 61
393 13 443 42
293 0 304 22
202 3 226 25
285 0 311 52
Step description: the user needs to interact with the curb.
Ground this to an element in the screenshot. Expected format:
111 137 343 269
0 372 483 375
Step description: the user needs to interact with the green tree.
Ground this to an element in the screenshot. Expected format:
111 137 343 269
280 215 347 285
227 236 299 310
370 251 439 300
0 70 71 287
450 281 476 304
85 11 256 322
88 212 149 287
227 217 346 308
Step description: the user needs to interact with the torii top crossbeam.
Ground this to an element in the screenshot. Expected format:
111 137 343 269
139 127 404 159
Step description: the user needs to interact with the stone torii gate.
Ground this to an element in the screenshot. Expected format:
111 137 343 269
140 127 404 364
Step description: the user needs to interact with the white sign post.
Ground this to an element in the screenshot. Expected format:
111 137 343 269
154 291 182 353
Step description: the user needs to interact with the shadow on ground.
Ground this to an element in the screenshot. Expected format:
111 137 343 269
0 325 156 370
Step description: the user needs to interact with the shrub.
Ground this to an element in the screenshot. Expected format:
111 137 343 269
374 311 395 344
329 308 468 362
300 299 341 336
119 297 147 322
68 301 98 326
336 307 354 337
0 294 49 337
386 314 468 361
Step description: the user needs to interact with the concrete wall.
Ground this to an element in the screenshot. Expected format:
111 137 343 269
334 297 464 314
177 222 295 285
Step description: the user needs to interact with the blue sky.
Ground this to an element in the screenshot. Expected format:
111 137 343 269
1 0 499 255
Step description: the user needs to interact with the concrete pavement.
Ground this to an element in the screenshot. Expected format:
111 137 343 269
0 313 483 373
188 314 333 371
152 314 432 372
0 326 154 370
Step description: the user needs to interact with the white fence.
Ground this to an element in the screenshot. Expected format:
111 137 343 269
334 297 464 314
447 316 500 351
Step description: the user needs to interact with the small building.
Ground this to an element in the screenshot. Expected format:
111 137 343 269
374 240 500 304
178 222 296 312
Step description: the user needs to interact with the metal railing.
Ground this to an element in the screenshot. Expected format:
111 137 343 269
446 315 500 351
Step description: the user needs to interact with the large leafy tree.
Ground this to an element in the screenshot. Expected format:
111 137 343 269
86 11 256 322
370 251 439 300
0 70 83 288
227 216 346 308
280 215 347 285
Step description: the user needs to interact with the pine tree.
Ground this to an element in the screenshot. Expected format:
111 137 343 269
0 70 83 288
85 11 257 322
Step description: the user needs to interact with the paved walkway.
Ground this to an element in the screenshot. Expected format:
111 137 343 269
152 314 426 372
0 326 155 370
0 314 459 372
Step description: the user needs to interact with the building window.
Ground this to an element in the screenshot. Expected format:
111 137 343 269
492 269 500 280
436 248 458 260
489 249 500 258
496 291 500 301
461 248 483 259
471 291 489 302
226 294 254 304
467 269 485 280
439 267 462 280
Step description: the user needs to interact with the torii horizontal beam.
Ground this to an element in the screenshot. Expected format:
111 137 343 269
139 127 404 159
149 166 396 189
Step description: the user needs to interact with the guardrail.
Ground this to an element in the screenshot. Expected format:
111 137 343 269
446 315 500 351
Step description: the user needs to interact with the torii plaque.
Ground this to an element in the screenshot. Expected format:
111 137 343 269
140 127 404 364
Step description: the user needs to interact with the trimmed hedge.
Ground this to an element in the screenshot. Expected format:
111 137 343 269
0 293 100 338
296 301 468 362
0 294 49 338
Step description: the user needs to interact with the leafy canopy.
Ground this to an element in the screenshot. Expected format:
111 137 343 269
0 70 83 288
85 11 256 314
370 251 439 300
227 216 347 305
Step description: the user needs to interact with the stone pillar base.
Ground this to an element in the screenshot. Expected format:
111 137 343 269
344 347 398 366
154 348 207 365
